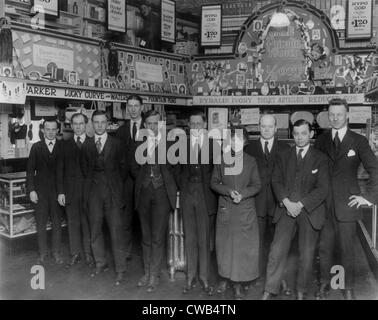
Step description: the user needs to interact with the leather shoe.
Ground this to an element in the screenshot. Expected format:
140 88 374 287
146 275 160 292
261 291 273 300
137 274 150 287
90 264 109 277
201 280 214 296
343 289 355 300
281 279 292 296
216 280 228 294
315 283 330 300
115 272 125 286
296 291 306 300
65 254 81 268
85 253 95 268
233 283 244 300
183 278 197 294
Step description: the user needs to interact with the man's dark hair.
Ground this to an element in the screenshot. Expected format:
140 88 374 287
127 94 143 105
43 119 59 128
329 98 349 112
71 113 88 124
91 110 109 121
188 111 206 122
143 109 161 122
293 119 313 131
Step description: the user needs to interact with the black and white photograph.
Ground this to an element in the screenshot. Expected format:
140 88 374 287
1 0 378 311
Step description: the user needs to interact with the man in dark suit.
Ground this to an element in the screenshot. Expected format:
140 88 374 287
57 113 93 268
262 120 329 300
134 110 178 292
115 94 144 261
245 114 290 279
81 110 128 286
179 111 217 294
27 119 63 265
315 98 378 300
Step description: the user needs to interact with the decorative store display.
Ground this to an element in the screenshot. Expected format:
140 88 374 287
189 1 378 99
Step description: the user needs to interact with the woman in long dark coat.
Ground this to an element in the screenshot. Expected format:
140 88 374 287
211 127 261 299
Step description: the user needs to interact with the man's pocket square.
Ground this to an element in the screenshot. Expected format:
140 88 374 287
312 169 318 174
347 150 356 157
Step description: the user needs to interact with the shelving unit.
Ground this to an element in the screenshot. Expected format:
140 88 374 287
0 172 66 239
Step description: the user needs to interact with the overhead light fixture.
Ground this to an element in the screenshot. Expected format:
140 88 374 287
270 10 290 28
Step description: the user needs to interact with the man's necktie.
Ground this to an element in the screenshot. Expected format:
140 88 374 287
132 122 137 142
297 148 304 166
49 141 53 152
334 131 341 151
76 136 82 149
96 137 102 154
264 140 270 160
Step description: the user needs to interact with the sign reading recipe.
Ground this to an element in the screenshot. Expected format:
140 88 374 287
347 0 373 39
108 0 126 33
201 4 222 47
161 0 176 43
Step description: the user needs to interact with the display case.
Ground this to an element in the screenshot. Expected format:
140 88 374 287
0 172 66 239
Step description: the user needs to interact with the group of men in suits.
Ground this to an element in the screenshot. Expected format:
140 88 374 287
256 98 378 300
27 96 378 298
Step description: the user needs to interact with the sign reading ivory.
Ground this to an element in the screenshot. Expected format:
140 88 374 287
193 94 366 106
135 62 163 83
201 4 222 47
108 0 126 33
347 0 373 39
161 0 176 43
33 0 59 16
33 44 74 71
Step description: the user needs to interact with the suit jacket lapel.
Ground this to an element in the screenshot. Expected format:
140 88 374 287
104 136 111 162
324 131 335 161
41 140 51 161
126 121 132 145
302 146 314 177
336 130 354 160
287 148 297 189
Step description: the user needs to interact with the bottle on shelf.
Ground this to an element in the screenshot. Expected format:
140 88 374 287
73 2 78 15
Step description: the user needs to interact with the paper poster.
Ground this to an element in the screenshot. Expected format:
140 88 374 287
33 44 74 71
108 0 126 33
201 4 222 47
161 0 176 43
208 108 228 132
0 81 27 105
241 108 260 125
347 0 373 39
349 106 372 123
135 62 163 83
33 0 59 16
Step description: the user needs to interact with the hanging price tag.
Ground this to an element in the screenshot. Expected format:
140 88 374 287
201 5 222 47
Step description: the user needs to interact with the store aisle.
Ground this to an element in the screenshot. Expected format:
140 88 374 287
0 231 377 300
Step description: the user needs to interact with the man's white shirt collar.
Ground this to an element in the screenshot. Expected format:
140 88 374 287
94 132 108 149
45 139 56 152
74 133 86 143
191 133 204 149
296 144 310 157
260 137 274 152
332 126 347 142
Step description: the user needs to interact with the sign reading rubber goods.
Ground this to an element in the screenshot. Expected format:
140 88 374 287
192 94 366 106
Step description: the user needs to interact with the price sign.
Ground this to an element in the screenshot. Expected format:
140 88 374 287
201 4 222 47
346 0 373 39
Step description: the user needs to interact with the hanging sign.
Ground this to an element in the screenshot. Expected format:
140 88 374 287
201 4 222 47
33 0 59 16
0 81 27 104
108 0 126 33
346 0 373 39
161 0 176 43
